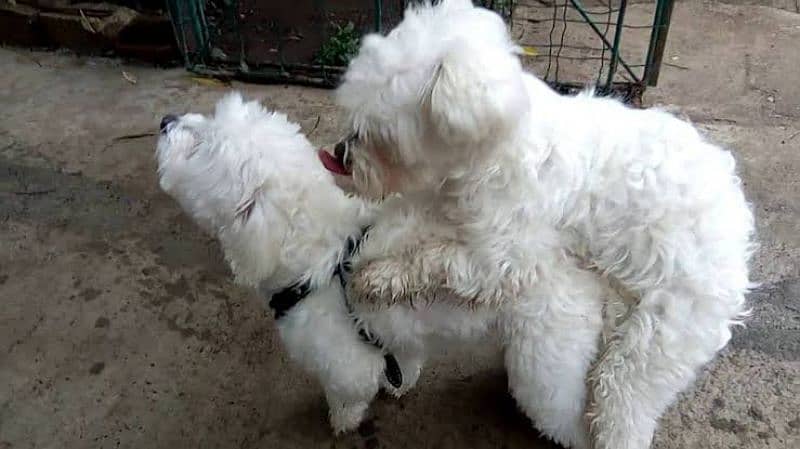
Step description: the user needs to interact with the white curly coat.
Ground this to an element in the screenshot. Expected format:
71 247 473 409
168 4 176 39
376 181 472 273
334 1 756 449
155 94 388 432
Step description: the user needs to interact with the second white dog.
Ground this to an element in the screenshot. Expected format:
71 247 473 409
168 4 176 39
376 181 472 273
331 1 756 449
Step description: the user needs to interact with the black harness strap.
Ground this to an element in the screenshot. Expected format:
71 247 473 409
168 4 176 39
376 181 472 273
268 227 403 389
269 281 311 319
335 229 403 389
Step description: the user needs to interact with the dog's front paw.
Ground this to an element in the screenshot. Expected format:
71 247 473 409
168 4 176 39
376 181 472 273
329 401 369 434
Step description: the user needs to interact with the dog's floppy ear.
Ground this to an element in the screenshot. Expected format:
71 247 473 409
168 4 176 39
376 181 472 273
425 40 529 147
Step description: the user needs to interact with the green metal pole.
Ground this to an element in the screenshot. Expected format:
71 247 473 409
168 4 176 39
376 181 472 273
196 0 211 56
567 0 639 83
231 0 247 71
165 0 190 67
604 0 628 90
186 0 208 61
375 0 383 32
643 0 675 86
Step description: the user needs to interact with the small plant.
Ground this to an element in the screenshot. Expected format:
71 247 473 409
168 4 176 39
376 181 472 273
315 22 361 67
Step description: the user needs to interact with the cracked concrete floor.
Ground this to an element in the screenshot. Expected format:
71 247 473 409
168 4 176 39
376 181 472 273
1 1 798 448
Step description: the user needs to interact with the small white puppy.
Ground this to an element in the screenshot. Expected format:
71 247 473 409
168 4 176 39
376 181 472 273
330 1 756 449
155 93 391 433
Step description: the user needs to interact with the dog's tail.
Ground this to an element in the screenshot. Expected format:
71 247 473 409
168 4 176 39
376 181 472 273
585 177 755 449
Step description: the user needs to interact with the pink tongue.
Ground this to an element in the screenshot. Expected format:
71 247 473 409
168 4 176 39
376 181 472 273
317 149 351 176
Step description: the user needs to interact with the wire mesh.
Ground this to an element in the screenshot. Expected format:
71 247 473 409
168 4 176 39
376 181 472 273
166 0 672 98
448 0 673 99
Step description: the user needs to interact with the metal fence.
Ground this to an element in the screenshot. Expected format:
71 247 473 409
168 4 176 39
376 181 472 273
512 0 674 102
166 0 673 100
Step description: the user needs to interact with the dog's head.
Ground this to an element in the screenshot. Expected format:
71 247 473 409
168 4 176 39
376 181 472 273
156 92 339 287
327 0 530 198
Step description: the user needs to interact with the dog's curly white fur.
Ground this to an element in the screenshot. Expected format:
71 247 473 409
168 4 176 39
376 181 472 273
155 93 387 433
335 1 756 448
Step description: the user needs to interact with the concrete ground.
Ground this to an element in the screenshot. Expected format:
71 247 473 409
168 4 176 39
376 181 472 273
1 1 798 448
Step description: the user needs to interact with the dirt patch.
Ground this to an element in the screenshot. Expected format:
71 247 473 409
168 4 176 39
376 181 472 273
79 288 103 302
89 362 106 375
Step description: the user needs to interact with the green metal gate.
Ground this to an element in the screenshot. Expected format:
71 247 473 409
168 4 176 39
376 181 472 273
512 0 674 102
166 0 673 100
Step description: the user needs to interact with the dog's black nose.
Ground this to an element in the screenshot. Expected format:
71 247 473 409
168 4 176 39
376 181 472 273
160 114 178 132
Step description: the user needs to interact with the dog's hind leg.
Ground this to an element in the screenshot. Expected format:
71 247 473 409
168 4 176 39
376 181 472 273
586 282 746 449
501 271 605 449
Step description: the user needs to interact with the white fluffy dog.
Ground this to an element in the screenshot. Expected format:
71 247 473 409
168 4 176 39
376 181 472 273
155 93 394 433
328 1 756 449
